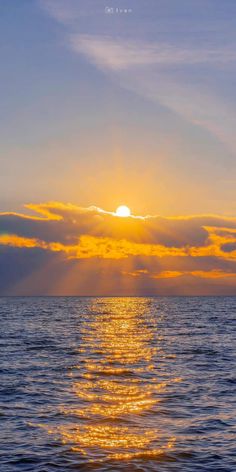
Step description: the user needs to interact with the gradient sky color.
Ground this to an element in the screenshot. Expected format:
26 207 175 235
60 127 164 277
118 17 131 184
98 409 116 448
1 1 236 295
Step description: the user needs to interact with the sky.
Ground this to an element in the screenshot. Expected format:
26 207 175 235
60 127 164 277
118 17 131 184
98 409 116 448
1 0 236 295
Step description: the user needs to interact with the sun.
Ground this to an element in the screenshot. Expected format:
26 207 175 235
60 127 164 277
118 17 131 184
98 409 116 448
115 205 131 217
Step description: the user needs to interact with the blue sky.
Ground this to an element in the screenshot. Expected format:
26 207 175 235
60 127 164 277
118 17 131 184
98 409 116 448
1 0 236 216
2 1 236 295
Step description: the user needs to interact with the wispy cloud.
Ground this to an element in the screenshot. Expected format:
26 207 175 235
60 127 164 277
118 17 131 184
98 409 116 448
39 0 81 23
124 268 236 280
70 34 236 71
39 0 236 152
70 34 236 151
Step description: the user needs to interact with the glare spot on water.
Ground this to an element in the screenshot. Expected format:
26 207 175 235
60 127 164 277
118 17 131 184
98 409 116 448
49 299 178 462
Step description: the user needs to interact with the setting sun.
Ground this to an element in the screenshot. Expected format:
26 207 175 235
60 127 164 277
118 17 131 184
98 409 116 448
115 205 131 217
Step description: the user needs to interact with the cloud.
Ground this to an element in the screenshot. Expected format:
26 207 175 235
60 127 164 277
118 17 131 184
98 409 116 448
221 242 236 253
40 0 236 153
40 0 99 23
124 268 236 280
69 34 236 152
70 35 236 71
2 201 236 254
1 201 236 294
38 0 236 154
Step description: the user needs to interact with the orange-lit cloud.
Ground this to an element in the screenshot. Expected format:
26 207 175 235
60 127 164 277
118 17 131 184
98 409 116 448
1 202 236 295
123 269 236 280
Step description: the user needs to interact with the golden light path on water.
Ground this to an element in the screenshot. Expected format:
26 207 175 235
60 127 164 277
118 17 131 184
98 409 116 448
47 299 180 464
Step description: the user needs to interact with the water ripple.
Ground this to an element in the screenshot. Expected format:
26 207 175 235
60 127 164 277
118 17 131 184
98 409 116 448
0 296 236 471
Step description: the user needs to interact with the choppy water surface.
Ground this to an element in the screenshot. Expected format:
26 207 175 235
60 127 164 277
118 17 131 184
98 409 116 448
0 297 236 471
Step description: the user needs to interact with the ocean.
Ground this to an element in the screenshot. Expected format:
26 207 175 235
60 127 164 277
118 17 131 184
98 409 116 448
0 297 236 471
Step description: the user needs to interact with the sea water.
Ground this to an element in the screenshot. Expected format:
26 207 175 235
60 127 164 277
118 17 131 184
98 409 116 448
0 297 236 471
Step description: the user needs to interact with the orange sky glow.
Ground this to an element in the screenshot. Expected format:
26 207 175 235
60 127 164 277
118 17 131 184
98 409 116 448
1 201 236 295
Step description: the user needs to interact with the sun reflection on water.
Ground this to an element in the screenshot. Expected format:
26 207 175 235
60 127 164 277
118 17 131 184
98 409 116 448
51 299 178 463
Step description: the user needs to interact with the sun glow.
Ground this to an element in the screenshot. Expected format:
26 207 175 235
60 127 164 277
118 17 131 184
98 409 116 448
115 205 131 217
48 299 177 462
